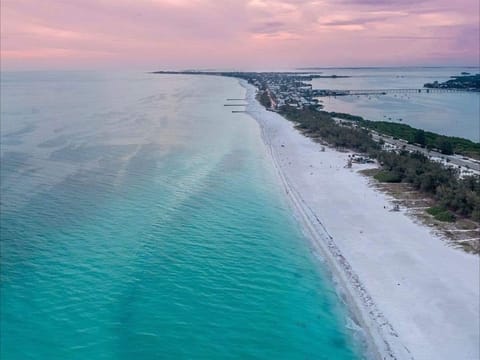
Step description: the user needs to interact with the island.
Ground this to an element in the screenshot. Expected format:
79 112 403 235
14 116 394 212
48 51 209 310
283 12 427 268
424 73 480 91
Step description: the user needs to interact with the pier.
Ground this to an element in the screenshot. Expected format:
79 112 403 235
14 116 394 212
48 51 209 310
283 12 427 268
318 88 475 96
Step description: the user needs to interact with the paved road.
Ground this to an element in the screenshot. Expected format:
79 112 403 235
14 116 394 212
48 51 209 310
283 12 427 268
332 116 480 173
370 132 480 172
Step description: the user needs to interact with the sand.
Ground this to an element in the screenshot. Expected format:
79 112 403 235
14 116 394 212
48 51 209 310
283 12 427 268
242 80 480 360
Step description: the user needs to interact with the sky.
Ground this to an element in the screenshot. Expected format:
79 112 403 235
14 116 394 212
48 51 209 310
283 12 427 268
1 0 479 70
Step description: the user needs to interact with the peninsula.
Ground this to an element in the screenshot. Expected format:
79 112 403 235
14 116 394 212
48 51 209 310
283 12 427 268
153 70 480 360
153 71 480 224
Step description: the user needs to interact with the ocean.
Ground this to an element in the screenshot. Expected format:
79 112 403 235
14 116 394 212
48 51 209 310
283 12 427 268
0 71 362 359
310 67 480 142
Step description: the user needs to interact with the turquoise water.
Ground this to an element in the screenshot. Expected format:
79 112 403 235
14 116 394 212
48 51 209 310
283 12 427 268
1 72 361 359
310 67 480 142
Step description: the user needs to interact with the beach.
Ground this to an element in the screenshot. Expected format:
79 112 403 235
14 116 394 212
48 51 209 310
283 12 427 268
242 80 480 360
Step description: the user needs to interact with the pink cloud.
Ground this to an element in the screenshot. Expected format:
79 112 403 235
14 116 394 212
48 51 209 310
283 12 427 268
1 0 478 70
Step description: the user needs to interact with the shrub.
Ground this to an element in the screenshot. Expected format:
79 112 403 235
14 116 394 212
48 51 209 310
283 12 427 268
427 207 456 222
374 171 402 183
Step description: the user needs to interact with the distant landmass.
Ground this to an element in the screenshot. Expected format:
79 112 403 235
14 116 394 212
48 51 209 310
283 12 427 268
424 74 480 91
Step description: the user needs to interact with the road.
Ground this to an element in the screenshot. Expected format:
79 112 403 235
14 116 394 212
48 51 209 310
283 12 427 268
332 117 480 173
371 132 480 172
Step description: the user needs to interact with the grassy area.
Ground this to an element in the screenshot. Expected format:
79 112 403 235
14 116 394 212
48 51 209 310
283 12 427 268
426 206 456 222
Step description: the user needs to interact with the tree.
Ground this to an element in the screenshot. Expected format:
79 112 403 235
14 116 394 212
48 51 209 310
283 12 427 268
438 139 454 155
414 129 426 147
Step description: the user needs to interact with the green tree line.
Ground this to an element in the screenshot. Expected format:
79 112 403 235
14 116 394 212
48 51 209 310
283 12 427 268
330 112 480 159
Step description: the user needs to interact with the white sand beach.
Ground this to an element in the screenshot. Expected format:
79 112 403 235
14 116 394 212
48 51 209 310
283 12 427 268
242 81 480 360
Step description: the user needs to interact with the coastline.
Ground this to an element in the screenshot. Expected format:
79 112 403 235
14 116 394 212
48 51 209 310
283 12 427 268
240 80 480 359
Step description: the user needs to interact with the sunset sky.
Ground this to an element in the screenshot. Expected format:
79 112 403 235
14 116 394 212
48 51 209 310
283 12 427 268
1 0 479 70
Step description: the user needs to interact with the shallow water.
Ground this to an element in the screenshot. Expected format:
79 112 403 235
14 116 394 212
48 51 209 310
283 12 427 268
1 72 361 359
310 67 480 142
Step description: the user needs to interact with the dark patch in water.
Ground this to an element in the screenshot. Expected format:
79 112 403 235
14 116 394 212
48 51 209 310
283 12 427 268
330 335 347 349
38 136 68 148
3 123 36 139
0 152 31 181
217 149 247 173
1 138 23 146
49 143 138 163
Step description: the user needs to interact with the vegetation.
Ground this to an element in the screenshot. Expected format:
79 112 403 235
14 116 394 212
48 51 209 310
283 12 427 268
257 90 271 108
279 105 480 222
330 112 480 159
374 170 402 183
279 106 380 154
426 206 456 222
424 74 480 91
376 150 480 221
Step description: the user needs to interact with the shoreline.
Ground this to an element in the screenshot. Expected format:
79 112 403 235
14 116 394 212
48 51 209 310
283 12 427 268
240 80 401 359
240 79 480 360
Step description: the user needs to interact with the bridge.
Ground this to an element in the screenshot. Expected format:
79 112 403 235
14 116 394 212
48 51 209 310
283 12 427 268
318 88 475 96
